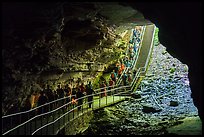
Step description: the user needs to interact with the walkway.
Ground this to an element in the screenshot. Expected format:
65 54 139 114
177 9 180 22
135 24 155 70
5 95 129 135
2 24 156 135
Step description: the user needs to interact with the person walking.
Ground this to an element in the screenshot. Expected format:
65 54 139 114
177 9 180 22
53 90 59 109
71 87 77 108
127 72 132 84
122 73 128 86
86 81 94 108
108 78 115 95
56 84 64 107
80 82 86 94
45 85 54 111
110 69 117 83
37 91 48 114
114 61 120 76
64 84 71 109
76 87 84 111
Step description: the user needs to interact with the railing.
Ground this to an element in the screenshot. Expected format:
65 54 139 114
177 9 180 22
2 25 155 135
2 85 131 135
31 85 130 135
131 25 156 91
116 26 146 86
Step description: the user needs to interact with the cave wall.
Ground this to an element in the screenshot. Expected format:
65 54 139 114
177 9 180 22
125 2 203 121
1 2 143 115
2 2 202 122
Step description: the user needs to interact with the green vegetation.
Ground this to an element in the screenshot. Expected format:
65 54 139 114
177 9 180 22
92 72 111 89
170 68 176 73
92 72 103 89
103 73 111 82
117 40 126 49
184 65 188 72
153 27 160 46
92 34 130 89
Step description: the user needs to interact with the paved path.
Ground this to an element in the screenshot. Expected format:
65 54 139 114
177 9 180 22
3 24 155 135
48 24 155 135
135 24 155 70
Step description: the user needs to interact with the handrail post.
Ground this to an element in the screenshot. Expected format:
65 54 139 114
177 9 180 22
106 92 107 105
35 112 37 135
82 99 83 114
53 111 55 135
120 88 121 100
41 114 43 135
58 113 60 135
30 112 32 135
113 89 114 103
25 116 27 135
99 94 101 108
10 117 12 135
63 104 65 134
27 112 30 135
72 103 74 119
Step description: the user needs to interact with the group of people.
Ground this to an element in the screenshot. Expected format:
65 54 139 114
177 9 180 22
24 78 96 115
110 60 133 87
22 27 142 115
129 28 141 60
109 27 142 87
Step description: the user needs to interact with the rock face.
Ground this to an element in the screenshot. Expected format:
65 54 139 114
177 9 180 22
82 44 200 135
126 2 202 121
2 2 146 115
2 2 202 126
142 105 161 113
169 101 179 107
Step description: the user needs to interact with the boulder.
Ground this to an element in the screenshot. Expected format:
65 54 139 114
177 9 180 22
142 104 162 113
169 101 179 107
131 91 142 99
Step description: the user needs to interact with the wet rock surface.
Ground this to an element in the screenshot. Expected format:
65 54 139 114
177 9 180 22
82 44 200 135
2 3 145 115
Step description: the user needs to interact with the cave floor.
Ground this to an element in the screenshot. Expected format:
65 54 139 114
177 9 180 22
81 44 202 135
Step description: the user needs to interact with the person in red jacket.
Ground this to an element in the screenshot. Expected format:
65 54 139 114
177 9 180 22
108 78 115 95
79 82 85 93
121 63 125 72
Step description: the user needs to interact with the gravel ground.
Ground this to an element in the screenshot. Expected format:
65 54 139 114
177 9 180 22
82 44 200 135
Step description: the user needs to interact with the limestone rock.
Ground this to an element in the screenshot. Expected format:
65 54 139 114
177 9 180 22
169 101 179 107
142 104 161 113
131 92 141 99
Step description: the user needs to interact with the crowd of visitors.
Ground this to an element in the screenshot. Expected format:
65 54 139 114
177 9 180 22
22 27 142 115
109 27 141 87
28 79 96 113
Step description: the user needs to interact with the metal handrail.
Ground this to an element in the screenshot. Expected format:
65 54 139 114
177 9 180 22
31 65 148 135
132 26 146 69
2 77 130 133
31 85 130 135
2 26 144 120
116 26 145 86
30 25 153 135
2 95 76 118
2 25 155 135
144 26 156 69
130 25 155 91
